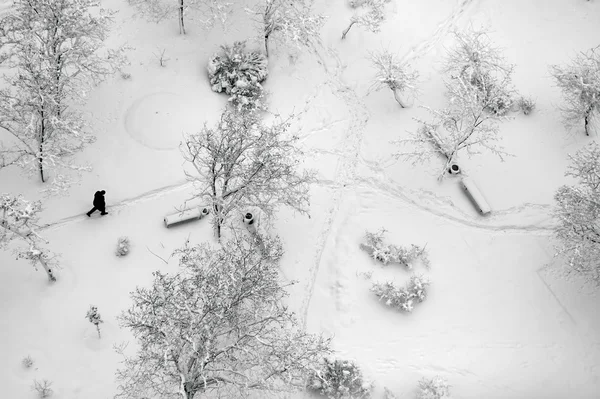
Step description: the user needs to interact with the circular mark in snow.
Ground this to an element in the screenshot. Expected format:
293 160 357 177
124 92 198 151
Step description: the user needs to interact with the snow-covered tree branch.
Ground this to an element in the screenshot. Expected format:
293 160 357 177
247 0 326 57
550 46 600 136
126 0 233 34
553 142 600 284
0 0 127 195
115 233 332 399
342 0 390 40
181 108 316 240
0 194 58 281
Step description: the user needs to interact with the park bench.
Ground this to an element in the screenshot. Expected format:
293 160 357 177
460 178 491 215
164 207 209 228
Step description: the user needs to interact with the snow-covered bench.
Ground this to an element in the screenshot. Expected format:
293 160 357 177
460 178 491 215
164 207 209 228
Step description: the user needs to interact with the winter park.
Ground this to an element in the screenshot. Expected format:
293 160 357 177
1 0 600 398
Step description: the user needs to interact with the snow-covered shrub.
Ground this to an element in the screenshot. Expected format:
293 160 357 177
416 376 451 399
307 357 373 399
342 0 391 39
384 387 398 399
369 49 419 108
371 275 430 313
359 228 430 269
517 96 536 115
207 41 268 112
86 305 104 338
348 0 368 7
32 379 53 398
22 355 34 368
116 236 130 257
120 72 132 80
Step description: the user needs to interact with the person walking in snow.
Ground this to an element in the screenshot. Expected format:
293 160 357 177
87 190 108 217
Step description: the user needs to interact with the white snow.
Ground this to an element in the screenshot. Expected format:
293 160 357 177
1 0 599 398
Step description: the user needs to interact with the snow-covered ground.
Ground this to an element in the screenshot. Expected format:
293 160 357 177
1 0 599 398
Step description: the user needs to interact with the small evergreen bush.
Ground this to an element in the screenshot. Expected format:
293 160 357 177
207 41 268 112
416 376 451 399
32 379 53 398
116 236 130 257
307 357 373 399
516 95 536 115
22 355 34 368
86 305 104 338
371 274 430 312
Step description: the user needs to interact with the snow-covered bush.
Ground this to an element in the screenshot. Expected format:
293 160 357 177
22 355 34 368
371 275 430 313
32 379 53 398
85 305 104 338
348 0 368 8
115 236 130 257
342 0 391 39
207 41 268 112
416 376 451 399
384 387 398 399
307 357 373 399
359 228 430 269
0 194 58 281
516 95 536 115
369 49 419 108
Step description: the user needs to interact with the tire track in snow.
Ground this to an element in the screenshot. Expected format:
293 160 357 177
39 180 193 232
299 0 480 328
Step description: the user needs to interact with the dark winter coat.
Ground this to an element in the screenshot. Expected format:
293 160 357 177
93 191 106 208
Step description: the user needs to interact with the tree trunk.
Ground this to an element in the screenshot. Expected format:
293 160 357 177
264 34 270 57
38 256 56 282
584 104 593 136
213 204 222 240
39 116 45 183
184 385 195 399
179 0 186 34
341 21 356 39
95 324 101 338
392 88 406 108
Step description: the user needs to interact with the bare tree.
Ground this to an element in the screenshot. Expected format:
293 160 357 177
368 48 419 108
393 74 511 179
181 108 315 240
0 194 58 281
553 142 600 284
0 0 127 194
392 26 515 179
126 0 233 34
341 0 390 40
443 26 516 116
246 0 326 57
115 233 332 399
550 46 600 136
